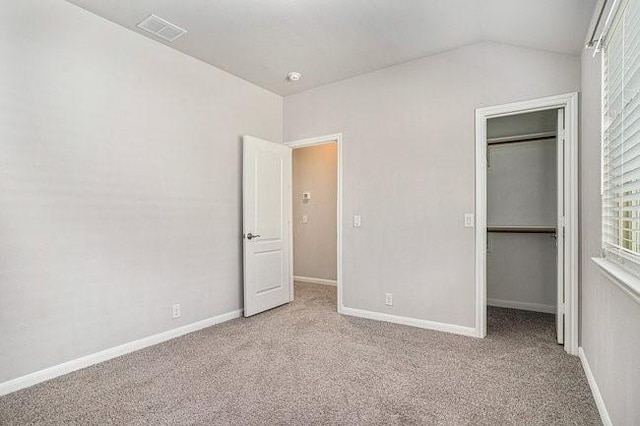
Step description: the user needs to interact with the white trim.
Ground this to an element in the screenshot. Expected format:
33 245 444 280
487 298 556 314
342 307 477 337
578 347 613 426
475 110 488 338
592 257 640 304
285 133 344 313
475 92 580 355
293 275 337 286
0 309 243 396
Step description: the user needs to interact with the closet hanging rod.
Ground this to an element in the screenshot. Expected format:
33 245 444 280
487 131 557 146
487 226 556 234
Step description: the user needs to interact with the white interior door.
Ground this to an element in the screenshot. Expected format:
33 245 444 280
556 109 565 344
243 135 292 317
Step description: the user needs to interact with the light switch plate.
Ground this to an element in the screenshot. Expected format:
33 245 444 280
302 215 308 223
464 213 474 228
353 215 361 227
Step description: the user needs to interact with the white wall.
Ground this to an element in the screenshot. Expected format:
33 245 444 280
580 47 640 425
487 111 558 312
487 234 557 311
0 0 282 383
486 109 558 139
292 143 338 281
284 41 580 328
487 111 557 226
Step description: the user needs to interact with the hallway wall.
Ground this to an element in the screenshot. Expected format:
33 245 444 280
292 143 338 281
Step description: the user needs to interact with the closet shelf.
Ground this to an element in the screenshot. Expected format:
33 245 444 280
487 225 556 234
487 131 557 146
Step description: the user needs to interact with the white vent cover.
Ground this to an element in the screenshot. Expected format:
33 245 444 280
137 14 187 42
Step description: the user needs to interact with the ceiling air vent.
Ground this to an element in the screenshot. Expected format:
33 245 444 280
137 14 187 42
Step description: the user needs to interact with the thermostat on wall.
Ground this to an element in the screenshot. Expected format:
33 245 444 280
302 192 311 201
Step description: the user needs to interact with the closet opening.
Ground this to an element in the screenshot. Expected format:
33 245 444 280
486 109 563 344
475 93 579 355
285 134 343 313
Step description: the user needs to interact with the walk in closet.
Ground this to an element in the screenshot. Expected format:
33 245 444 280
486 108 563 342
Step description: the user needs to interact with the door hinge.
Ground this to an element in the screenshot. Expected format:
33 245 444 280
559 129 566 140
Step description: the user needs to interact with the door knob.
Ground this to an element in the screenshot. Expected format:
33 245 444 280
246 233 260 240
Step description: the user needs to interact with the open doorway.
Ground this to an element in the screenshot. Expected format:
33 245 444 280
486 109 562 345
475 93 578 355
285 134 343 313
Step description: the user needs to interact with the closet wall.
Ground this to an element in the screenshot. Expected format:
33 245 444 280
487 110 558 313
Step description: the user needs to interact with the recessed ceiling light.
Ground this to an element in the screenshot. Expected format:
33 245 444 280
286 72 302 82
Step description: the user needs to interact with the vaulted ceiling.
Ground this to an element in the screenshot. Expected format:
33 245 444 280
66 0 597 95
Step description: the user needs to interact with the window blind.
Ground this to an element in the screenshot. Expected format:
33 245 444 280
602 0 640 270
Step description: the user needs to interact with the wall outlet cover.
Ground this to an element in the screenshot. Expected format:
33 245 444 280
172 304 181 319
385 293 393 306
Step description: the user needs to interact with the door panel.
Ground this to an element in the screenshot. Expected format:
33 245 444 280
243 136 292 317
256 150 284 239
556 108 565 345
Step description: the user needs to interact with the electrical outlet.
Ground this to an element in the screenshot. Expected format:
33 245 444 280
172 304 181 319
385 293 393 306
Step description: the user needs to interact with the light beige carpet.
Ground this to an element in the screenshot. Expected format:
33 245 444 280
0 282 600 425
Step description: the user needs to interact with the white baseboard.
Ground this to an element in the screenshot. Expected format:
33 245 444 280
0 308 243 396
487 298 556 314
341 306 477 337
294 275 337 286
578 347 612 426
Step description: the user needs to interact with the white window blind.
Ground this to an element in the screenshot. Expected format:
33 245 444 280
602 0 640 270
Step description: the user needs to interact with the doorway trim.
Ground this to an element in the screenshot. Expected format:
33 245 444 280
285 133 343 313
475 92 579 355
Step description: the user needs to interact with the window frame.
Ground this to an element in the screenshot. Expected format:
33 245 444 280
596 0 640 303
